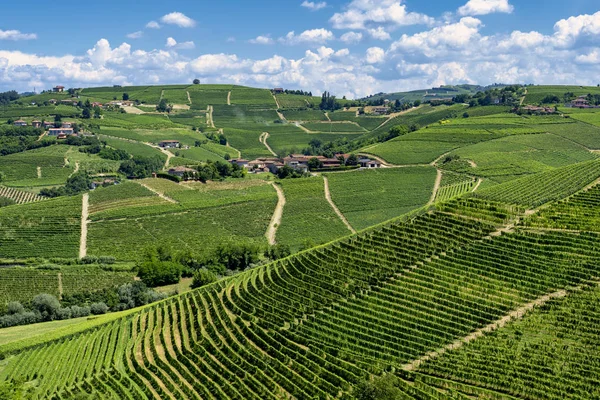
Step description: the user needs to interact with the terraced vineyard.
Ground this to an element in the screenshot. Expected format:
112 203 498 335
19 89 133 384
0 186 44 204
3 184 600 399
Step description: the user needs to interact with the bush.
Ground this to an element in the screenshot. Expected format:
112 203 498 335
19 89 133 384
191 269 218 289
69 305 91 318
137 260 182 287
354 375 403 400
90 302 109 315
80 255 98 264
156 172 182 183
32 294 61 321
97 256 116 265
6 301 24 315
56 307 72 320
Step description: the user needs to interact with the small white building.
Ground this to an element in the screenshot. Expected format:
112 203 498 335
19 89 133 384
159 140 181 149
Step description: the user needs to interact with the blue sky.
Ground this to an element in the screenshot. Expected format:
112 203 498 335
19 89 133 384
1 0 600 97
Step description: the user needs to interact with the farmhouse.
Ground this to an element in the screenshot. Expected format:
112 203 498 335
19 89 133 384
571 96 590 108
229 159 249 169
159 140 180 149
371 107 388 115
247 158 281 173
272 88 284 94
48 128 75 136
321 158 342 168
53 85 65 93
13 120 27 127
32 120 42 128
167 166 196 178
48 99 57 104
43 121 55 129
62 122 73 128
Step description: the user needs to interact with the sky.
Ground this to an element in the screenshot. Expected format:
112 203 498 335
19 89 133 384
1 0 600 98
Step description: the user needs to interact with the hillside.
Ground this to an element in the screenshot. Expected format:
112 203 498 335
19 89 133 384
1 84 600 398
1 158 600 398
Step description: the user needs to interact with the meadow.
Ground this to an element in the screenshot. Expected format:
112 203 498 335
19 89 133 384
325 167 437 230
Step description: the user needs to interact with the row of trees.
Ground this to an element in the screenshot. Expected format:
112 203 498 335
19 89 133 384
136 243 291 288
0 281 165 329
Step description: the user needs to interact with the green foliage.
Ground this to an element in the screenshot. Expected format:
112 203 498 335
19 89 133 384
191 269 218 289
354 375 404 400
118 156 163 178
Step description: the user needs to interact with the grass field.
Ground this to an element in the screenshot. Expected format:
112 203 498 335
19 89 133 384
325 167 437 230
277 178 349 250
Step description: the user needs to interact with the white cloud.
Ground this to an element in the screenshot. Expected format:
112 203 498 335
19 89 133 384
146 21 161 29
368 27 391 40
458 0 514 16
575 49 600 64
330 0 434 30
249 35 274 45
126 31 143 39
165 37 195 50
390 17 483 56
301 1 327 11
189 54 247 74
553 11 600 47
366 47 385 63
340 31 363 44
280 28 334 45
0 29 37 41
160 12 196 28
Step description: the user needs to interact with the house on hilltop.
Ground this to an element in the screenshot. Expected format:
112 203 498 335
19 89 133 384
571 96 590 108
53 85 65 93
229 159 249 169
49 128 75 136
371 107 388 115
168 166 196 178
159 140 180 149
13 120 27 127
32 121 42 128
272 88 284 94
43 121 55 129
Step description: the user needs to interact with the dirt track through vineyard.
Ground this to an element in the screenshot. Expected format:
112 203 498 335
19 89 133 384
266 183 286 245
428 169 443 205
79 193 89 259
402 286 585 371
259 132 277 157
323 176 356 234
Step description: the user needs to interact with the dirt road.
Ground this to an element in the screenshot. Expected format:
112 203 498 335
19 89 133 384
428 169 443 205
79 193 89 259
323 176 356 234
266 183 286 245
259 132 277 157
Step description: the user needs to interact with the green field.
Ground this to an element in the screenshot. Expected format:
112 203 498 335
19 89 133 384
277 178 349 250
4 83 600 399
325 167 437 230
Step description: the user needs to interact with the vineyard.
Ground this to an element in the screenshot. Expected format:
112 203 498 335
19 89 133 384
0 266 134 312
0 186 45 204
2 181 600 398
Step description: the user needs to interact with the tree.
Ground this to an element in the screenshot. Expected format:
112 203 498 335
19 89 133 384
345 154 358 166
193 79 200 84
308 157 323 170
82 108 91 119
354 375 403 400
93 106 103 119
191 269 218 289
90 302 109 315
265 244 291 261
32 294 61 321
413 100 421 107
156 99 172 113
122 93 129 101
137 260 182 287
463 112 470 118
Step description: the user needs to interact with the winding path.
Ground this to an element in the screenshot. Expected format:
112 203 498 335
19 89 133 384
272 94 281 109
323 176 356 234
79 193 89 259
428 169 443 205
472 178 483 192
266 183 286 245
401 284 594 371
259 132 277 157
227 91 231 106
37 166 41 179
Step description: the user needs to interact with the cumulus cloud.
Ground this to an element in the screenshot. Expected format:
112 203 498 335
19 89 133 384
366 47 385 63
330 0 434 30
390 17 483 57
160 12 196 28
458 0 514 16
280 28 334 45
553 11 600 47
301 1 327 11
575 49 600 64
0 29 37 41
340 31 363 44
126 31 143 39
368 27 391 40
249 35 274 45
146 21 161 29
166 37 195 50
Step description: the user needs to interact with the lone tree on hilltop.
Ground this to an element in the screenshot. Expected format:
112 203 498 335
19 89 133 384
193 79 200 84
122 93 129 101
